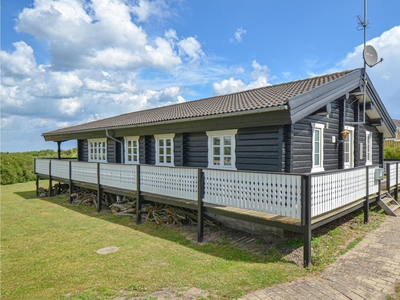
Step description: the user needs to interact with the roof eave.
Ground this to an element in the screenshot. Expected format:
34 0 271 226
288 69 363 124
42 104 289 141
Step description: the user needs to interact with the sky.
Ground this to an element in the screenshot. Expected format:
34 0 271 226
1 0 399 152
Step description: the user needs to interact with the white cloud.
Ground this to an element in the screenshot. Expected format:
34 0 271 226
130 0 170 22
230 27 246 43
331 25 400 119
178 37 204 61
14 0 192 71
0 42 37 78
212 60 271 95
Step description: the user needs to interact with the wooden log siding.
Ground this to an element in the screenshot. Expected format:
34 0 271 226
203 169 302 218
183 132 208 168
292 100 341 173
78 139 88 161
236 126 282 172
140 165 199 201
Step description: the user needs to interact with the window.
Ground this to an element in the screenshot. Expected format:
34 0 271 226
311 123 324 173
124 136 139 164
206 130 237 170
155 134 175 166
88 138 107 162
366 131 372 165
344 126 354 169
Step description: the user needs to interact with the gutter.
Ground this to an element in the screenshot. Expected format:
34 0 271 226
105 129 124 164
43 105 289 138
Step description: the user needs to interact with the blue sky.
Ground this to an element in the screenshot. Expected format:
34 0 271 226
1 0 399 152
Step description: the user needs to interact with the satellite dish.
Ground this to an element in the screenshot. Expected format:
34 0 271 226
363 45 378 67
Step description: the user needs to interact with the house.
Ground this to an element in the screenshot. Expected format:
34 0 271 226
42 68 396 173
37 68 399 268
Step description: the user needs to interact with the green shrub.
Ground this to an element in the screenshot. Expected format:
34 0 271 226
384 146 400 159
0 149 77 185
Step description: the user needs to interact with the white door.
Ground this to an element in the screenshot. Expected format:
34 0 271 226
344 126 354 169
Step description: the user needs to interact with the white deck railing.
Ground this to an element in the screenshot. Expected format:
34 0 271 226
310 168 367 217
368 166 380 194
386 162 400 190
35 158 50 175
71 162 98 184
203 169 302 218
140 165 198 201
100 164 137 191
35 159 395 220
51 160 70 179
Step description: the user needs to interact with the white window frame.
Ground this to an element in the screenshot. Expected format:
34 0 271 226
155 134 175 166
311 123 325 173
88 138 107 162
206 129 238 170
365 130 373 165
124 136 139 164
344 125 355 169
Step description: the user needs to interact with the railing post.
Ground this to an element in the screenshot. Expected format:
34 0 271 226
386 163 390 192
97 163 102 212
302 174 312 268
396 163 399 201
197 169 204 243
364 166 369 223
69 161 73 204
48 160 52 197
136 165 142 225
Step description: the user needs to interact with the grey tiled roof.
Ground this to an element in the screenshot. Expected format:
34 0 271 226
393 119 400 127
43 70 354 136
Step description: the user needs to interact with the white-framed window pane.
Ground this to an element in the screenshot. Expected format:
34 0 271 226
124 137 139 164
207 130 237 170
88 139 107 162
311 124 324 172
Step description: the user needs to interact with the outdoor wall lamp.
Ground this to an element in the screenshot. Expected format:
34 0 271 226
337 130 349 144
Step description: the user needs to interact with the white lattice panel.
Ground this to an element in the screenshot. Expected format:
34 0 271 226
100 164 137 190
368 166 379 194
311 168 366 217
35 159 50 175
203 170 302 218
71 162 98 184
140 166 198 201
387 163 398 189
51 160 70 179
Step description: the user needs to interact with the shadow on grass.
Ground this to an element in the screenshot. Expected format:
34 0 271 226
16 189 301 265
15 189 386 267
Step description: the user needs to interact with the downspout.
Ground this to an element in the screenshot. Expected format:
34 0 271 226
105 129 124 164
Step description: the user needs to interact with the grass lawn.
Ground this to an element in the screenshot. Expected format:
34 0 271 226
0 182 387 300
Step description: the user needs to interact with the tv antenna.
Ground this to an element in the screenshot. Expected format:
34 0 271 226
356 0 383 125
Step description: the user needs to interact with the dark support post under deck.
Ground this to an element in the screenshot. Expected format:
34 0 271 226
364 166 370 223
48 160 52 197
302 175 312 268
36 175 39 197
69 161 73 204
197 169 204 243
136 165 142 225
97 163 102 212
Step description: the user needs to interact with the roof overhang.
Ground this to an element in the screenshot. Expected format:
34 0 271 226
288 69 396 138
